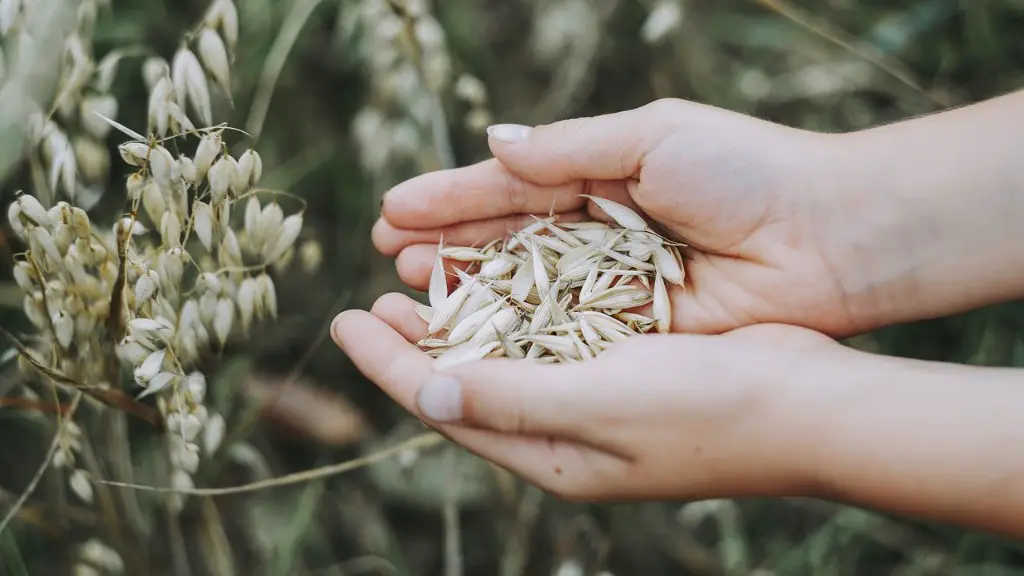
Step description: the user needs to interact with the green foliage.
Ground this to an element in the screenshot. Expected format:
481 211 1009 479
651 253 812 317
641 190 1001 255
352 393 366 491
2 0 1024 574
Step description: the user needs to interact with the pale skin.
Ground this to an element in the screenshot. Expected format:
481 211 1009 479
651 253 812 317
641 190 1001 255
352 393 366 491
332 89 1024 539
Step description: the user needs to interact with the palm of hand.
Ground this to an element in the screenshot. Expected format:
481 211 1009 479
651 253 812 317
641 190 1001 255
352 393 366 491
608 122 852 335
373 99 856 336
332 292 837 501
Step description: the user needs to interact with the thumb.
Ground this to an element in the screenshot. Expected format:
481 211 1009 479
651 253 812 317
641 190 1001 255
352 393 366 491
485 99 682 185
415 358 592 437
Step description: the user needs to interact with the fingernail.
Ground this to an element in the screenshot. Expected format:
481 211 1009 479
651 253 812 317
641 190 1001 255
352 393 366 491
330 313 346 343
486 124 532 143
416 376 463 422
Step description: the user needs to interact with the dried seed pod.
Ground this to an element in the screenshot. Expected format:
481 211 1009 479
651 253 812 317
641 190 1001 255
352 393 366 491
135 270 159 303
428 237 447 308
194 131 222 179
447 300 502 344
68 469 94 504
580 194 648 231
160 211 182 249
126 173 146 200
30 227 63 265
142 180 166 224
197 272 222 295
237 277 256 332
148 75 174 137
197 26 230 95
175 442 200 473
172 45 212 126
52 222 74 255
652 271 670 333
178 413 203 442
510 255 534 303
178 156 197 185
149 145 177 190
478 254 516 278
69 207 90 237
256 273 277 320
652 243 684 286
207 155 234 203
139 372 176 399
78 539 125 575
16 194 52 228
204 0 239 54
134 349 167 383
236 150 256 191
52 311 74 349
428 279 474 334
6 201 25 239
243 194 261 243
470 307 519 346
192 201 214 251
217 198 232 232
266 214 302 262
12 260 35 291
219 227 242 266
131 317 174 338
258 201 283 239
118 141 151 166
204 412 226 453
213 296 234 345
248 150 263 185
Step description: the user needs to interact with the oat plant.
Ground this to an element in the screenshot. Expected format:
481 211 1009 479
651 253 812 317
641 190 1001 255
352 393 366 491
1 1 310 573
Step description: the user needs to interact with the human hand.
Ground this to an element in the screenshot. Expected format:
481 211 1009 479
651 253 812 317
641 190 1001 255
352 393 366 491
373 98 876 336
331 292 841 501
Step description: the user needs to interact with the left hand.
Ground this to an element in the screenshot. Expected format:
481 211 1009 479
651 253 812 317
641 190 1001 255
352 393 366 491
331 292 845 502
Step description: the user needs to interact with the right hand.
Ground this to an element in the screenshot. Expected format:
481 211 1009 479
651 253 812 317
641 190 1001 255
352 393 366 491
373 98 875 336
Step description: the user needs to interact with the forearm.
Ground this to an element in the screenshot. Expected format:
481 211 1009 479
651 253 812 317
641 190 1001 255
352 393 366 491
797 349 1024 538
826 89 1024 330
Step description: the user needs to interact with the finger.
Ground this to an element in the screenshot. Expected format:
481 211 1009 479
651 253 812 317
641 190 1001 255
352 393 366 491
369 291 429 343
381 158 596 229
416 357 595 439
486 100 683 185
396 244 455 292
330 309 433 408
372 209 589 257
332 308 621 490
394 244 474 293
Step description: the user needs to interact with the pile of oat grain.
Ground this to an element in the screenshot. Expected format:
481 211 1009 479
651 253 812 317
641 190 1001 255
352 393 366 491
415 195 685 368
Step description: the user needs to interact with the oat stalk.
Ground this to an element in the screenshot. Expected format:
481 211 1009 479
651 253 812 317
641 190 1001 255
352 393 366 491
97 431 445 495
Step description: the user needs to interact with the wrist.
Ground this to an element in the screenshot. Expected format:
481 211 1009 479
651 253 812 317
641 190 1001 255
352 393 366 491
717 332 850 499
763 341 866 498
811 95 1024 332
790 349 1024 536
782 344 891 500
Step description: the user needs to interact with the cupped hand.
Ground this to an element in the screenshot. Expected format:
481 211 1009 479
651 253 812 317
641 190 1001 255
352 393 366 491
374 99 868 336
331 292 844 501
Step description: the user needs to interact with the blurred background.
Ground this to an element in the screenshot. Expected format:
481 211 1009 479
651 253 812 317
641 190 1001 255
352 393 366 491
2 0 1024 574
